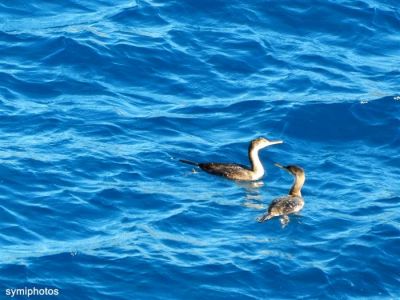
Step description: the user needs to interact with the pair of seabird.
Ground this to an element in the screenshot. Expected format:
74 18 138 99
180 137 305 224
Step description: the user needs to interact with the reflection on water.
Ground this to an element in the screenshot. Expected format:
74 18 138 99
237 180 265 210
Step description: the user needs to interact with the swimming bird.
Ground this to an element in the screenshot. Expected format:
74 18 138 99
257 163 305 224
180 137 283 181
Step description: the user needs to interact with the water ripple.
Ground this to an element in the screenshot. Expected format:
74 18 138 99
1 0 400 299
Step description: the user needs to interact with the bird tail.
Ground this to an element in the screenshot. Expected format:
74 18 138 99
179 159 199 166
257 213 273 223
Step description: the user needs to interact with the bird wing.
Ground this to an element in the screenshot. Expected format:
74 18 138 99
199 163 249 177
268 196 303 215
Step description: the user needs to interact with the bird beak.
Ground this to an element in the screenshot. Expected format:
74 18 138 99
268 140 283 146
274 163 289 172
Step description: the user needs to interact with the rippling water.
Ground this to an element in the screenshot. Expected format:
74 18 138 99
1 0 400 299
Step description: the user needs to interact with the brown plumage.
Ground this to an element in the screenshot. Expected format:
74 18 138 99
258 164 305 223
180 137 283 181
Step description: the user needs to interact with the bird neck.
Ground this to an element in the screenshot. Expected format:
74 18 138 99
289 173 305 197
248 146 264 177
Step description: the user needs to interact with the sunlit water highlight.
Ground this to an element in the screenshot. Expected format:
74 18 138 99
1 1 399 299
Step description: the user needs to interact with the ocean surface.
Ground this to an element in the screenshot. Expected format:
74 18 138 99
1 0 400 299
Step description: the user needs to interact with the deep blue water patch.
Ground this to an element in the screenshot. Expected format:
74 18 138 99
1 0 400 299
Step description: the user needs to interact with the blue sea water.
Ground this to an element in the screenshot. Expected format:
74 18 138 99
1 0 400 299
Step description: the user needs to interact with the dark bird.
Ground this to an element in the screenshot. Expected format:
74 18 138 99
180 137 283 181
257 163 305 224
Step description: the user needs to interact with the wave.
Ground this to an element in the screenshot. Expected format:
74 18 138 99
1 0 400 299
